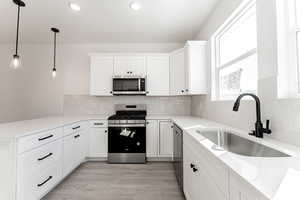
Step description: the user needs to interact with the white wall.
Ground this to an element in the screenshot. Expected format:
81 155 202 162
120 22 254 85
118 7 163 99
0 43 183 122
192 0 300 146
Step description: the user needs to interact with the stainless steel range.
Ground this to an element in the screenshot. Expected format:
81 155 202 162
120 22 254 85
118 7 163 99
108 104 147 164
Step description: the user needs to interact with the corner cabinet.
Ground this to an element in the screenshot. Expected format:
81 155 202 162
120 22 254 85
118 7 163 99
89 56 114 96
170 41 208 95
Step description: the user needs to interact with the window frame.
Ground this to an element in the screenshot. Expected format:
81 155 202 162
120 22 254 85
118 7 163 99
211 0 257 101
277 0 300 98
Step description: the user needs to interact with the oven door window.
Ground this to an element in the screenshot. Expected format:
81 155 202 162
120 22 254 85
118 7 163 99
108 127 146 153
113 79 139 91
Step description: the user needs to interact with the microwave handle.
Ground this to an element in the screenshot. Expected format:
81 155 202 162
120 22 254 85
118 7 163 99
138 78 141 91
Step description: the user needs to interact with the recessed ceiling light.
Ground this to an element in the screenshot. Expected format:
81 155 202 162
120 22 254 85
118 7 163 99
129 2 141 11
69 2 81 11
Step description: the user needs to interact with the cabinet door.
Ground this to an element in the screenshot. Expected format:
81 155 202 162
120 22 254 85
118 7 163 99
230 171 267 200
184 143 226 200
80 129 89 161
89 127 108 158
170 49 186 95
63 134 77 177
90 56 114 96
184 41 207 95
114 56 146 76
146 120 159 157
159 121 173 157
146 56 170 96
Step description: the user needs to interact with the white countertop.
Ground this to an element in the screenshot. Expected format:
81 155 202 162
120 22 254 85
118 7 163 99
1 115 300 199
0 115 108 139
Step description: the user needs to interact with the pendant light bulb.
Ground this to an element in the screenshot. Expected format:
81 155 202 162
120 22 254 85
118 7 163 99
52 68 57 78
10 54 22 69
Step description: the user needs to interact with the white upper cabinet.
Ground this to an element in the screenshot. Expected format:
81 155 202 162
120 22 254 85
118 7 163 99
170 48 186 95
170 41 207 96
90 56 114 96
146 55 170 96
89 42 207 96
114 56 146 76
184 41 207 95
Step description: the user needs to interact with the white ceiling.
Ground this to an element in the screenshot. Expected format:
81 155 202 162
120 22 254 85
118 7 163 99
0 0 220 43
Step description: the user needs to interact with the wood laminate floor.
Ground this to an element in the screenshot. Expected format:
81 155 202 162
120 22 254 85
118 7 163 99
43 162 185 200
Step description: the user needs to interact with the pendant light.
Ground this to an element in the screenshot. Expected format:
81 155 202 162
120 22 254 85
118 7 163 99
10 0 25 69
51 28 60 78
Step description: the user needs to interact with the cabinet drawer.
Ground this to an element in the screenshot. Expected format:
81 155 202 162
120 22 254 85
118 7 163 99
18 139 63 175
63 122 84 136
184 133 229 197
18 128 63 154
90 120 107 128
17 162 62 200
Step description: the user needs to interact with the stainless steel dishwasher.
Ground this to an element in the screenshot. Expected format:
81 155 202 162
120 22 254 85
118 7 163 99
173 124 183 190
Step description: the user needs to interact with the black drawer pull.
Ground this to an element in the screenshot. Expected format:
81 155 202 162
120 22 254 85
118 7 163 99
94 123 104 126
37 176 52 187
38 153 53 161
72 126 81 130
74 134 80 139
38 135 53 141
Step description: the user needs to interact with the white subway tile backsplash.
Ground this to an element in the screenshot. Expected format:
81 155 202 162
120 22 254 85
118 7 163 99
64 95 191 116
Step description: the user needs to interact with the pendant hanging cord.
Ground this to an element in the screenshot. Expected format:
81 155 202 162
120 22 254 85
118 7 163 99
54 32 56 68
15 5 20 55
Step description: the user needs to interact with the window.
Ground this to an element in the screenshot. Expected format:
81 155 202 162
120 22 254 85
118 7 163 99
211 1 257 100
295 1 300 92
277 0 300 98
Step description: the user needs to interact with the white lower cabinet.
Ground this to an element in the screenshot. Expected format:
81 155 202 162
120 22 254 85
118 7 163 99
146 120 159 157
183 142 227 200
17 138 63 200
158 121 173 157
62 131 83 177
89 120 108 158
229 171 268 200
146 120 173 159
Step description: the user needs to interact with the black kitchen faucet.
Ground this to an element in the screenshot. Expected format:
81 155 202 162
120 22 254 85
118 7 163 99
233 93 271 138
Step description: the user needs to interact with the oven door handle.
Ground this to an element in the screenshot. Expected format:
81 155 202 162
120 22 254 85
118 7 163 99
108 124 146 128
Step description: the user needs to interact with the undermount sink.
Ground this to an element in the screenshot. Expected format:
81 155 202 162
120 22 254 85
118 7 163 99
196 130 290 157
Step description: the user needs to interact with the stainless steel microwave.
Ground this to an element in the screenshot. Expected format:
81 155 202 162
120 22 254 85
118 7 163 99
112 76 146 95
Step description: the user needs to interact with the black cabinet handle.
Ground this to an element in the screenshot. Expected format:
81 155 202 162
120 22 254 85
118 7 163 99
38 134 53 141
110 91 113 94
72 126 81 130
37 176 52 187
74 134 80 139
105 130 108 133
94 123 104 126
38 153 53 161
181 90 184 93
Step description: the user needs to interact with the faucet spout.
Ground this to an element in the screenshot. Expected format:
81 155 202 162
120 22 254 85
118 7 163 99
233 93 270 138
